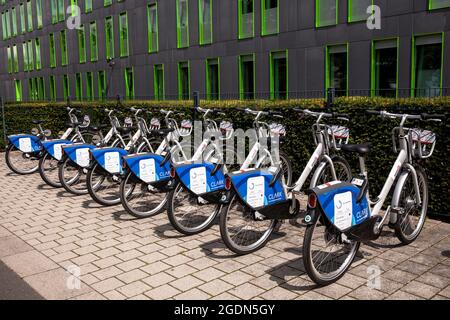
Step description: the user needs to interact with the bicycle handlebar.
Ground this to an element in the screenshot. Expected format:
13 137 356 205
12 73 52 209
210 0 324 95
367 110 445 122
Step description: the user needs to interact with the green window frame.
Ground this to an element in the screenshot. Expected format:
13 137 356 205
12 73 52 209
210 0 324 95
239 54 256 100
153 64 165 100
20 4 26 34
35 37 41 70
27 40 34 71
36 0 43 28
428 0 450 9
5 10 10 38
85 0 93 13
325 44 348 97
89 21 98 62
125 67 135 100
348 0 373 23
15 80 22 102
49 33 56 68
49 76 57 101
198 0 212 45
1 12 6 40
269 50 288 100
11 8 17 36
178 61 190 100
86 72 94 100
411 33 444 97
147 3 159 53
176 0 189 48
75 73 83 101
29 78 37 101
57 0 65 22
105 16 114 60
26 0 32 31
238 0 254 39
51 0 58 24
78 25 86 63
370 38 399 98
316 0 338 28
205 58 220 100
98 70 107 100
261 0 279 36
119 12 129 57
60 30 68 66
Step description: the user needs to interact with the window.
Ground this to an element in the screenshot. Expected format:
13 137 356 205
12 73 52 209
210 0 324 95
7 46 12 73
29 78 37 101
199 0 212 45
147 3 158 53
262 0 278 36
270 51 288 99
19 4 25 34
98 71 107 100
371 39 398 97
119 12 129 57
49 33 56 68
238 0 254 39
239 54 255 100
49 76 57 101
27 40 34 70
15 80 22 102
326 44 348 97
85 0 93 13
125 67 135 100
176 0 189 48
22 42 28 71
60 30 68 66
37 77 45 100
51 0 58 23
206 58 220 100
89 21 98 61
76 73 83 100
35 37 41 70
412 34 443 97
1 12 6 40
78 25 86 63
316 0 337 27
154 64 164 100
58 0 65 22
36 0 43 28
428 0 450 9
178 61 190 100
11 8 17 36
104 0 112 6
5 10 10 38
348 0 372 22
105 16 114 59
86 72 94 100
26 0 32 31
63 75 70 100
13 45 19 72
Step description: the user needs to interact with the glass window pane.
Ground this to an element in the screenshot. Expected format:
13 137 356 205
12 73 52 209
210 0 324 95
374 45 397 97
327 47 348 97
147 4 158 53
271 51 287 99
239 0 254 39
154 64 164 100
178 62 190 100
262 0 278 35
414 41 442 97
199 0 212 45
177 0 189 48
316 0 337 27
206 59 219 100
119 13 129 57
349 0 372 22
105 17 114 59
239 55 255 100
90 22 98 61
429 0 450 9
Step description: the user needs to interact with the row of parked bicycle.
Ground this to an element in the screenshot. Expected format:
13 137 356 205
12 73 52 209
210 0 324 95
4 101 445 286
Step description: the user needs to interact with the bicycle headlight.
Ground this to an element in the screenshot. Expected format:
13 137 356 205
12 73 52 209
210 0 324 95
31 128 39 135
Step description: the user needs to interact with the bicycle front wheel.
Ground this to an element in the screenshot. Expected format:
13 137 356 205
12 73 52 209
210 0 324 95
87 163 121 206
303 217 360 286
219 195 276 255
392 166 428 245
310 156 352 188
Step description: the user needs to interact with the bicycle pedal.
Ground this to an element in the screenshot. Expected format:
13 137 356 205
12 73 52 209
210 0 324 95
254 211 266 221
197 197 209 205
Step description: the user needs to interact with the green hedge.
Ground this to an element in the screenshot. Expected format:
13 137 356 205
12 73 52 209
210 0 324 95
1 97 449 217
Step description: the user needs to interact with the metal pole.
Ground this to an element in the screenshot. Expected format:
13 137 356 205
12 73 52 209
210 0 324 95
326 88 335 110
1 97 7 145
193 91 199 121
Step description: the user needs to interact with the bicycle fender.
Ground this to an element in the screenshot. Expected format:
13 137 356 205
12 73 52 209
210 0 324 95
90 147 128 175
123 153 171 185
8 134 42 153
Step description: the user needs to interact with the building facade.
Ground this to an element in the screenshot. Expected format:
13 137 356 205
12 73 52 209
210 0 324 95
0 0 449 102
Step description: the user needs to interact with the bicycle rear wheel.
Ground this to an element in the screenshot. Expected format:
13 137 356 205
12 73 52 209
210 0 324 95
58 158 89 195
5 144 40 175
38 152 62 188
303 217 360 286
219 195 276 255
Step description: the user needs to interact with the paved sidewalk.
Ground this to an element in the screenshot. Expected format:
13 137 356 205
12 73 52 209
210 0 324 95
0 156 449 300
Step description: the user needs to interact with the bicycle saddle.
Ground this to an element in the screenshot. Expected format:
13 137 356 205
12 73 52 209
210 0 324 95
150 128 175 136
32 120 46 125
89 124 109 132
117 126 134 134
341 143 371 156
